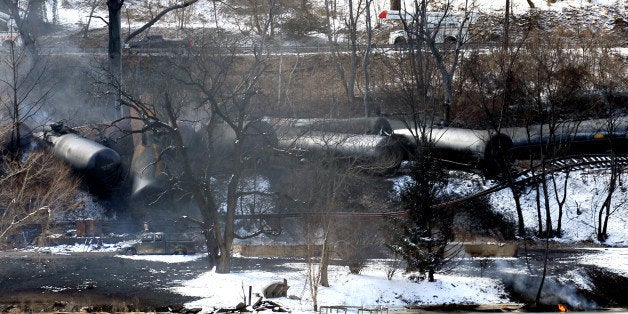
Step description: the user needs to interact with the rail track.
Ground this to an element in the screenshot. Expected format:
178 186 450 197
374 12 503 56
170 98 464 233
234 153 628 220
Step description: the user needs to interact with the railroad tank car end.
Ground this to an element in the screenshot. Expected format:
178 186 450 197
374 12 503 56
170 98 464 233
34 126 122 196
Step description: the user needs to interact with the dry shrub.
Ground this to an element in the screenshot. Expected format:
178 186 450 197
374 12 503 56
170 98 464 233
0 151 80 248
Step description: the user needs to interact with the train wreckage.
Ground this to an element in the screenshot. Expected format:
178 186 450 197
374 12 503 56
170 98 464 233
2 115 627 201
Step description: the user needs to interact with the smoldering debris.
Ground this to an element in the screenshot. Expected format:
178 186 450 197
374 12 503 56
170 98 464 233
500 270 598 310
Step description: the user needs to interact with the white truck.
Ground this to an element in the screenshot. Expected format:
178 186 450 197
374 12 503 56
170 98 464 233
379 10 473 48
0 11 20 48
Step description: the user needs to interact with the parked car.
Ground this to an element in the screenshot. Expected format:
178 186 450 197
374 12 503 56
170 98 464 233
121 232 196 255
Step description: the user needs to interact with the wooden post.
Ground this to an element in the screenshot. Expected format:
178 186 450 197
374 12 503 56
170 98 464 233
248 286 252 306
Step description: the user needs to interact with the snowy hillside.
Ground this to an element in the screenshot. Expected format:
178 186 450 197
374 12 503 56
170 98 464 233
491 168 628 246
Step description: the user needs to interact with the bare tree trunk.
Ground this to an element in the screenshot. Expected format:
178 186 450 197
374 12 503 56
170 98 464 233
534 235 550 307
362 0 373 117
324 0 350 105
83 0 100 38
551 170 569 236
107 0 124 119
598 158 617 242
217 147 244 273
3 0 37 60
503 0 510 51
535 183 543 236
347 0 357 102
320 233 330 287
541 167 552 238
512 189 526 236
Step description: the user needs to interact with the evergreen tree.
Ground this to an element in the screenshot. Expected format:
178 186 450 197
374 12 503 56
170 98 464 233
387 144 454 282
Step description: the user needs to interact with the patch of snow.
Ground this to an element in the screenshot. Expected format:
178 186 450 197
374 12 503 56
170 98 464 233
577 247 628 276
53 191 108 221
22 242 122 254
173 261 510 313
116 253 205 263
564 268 594 291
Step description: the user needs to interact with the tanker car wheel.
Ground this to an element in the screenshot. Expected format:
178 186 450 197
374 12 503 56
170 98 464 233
174 249 188 255
124 248 137 255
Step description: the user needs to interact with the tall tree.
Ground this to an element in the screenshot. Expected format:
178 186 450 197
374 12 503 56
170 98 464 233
400 0 476 125
0 33 48 161
1 37 79 248
1 0 38 59
103 2 279 273
106 0 199 119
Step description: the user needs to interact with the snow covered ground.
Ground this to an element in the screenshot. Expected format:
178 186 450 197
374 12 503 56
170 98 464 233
171 260 510 313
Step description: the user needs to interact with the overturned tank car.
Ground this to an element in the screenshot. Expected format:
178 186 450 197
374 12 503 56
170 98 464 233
392 125 513 175
262 116 393 136
34 123 122 195
504 116 628 158
276 130 406 175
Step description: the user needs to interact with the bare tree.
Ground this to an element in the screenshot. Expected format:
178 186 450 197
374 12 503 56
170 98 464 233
105 0 199 119
231 0 287 38
596 92 625 242
322 0 357 104
123 0 199 44
0 34 48 161
399 0 476 126
80 0 104 38
1 0 41 59
285 136 361 310
334 218 382 274
362 0 374 116
99 2 279 273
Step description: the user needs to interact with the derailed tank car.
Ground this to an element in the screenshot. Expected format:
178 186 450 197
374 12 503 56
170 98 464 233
392 126 513 175
207 120 278 162
504 116 628 158
276 130 406 175
34 124 122 196
262 116 393 136
129 119 279 199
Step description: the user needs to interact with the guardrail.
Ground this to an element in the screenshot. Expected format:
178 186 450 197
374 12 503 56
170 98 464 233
35 44 398 56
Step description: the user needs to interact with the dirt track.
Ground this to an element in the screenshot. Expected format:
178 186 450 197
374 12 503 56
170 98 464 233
0 251 205 312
